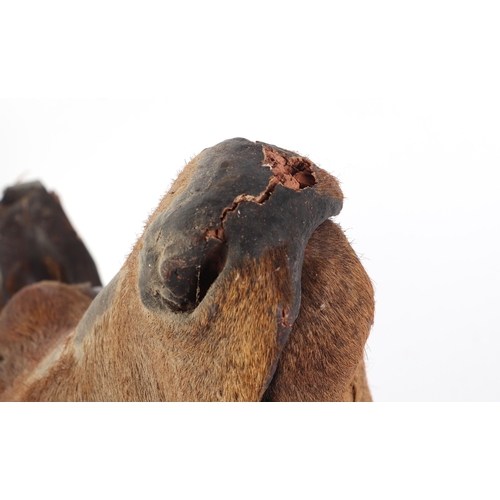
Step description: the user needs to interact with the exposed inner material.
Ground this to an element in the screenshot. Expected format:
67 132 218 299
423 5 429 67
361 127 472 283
262 145 316 191
205 145 317 245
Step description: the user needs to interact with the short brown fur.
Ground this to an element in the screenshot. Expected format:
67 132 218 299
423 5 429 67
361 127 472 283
0 281 95 395
263 220 374 401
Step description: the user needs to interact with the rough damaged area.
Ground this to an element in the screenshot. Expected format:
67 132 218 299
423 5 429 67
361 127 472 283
262 145 317 191
205 145 318 245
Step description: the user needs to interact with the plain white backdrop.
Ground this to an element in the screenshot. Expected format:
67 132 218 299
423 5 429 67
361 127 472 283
2 2 500 498
1 2 499 403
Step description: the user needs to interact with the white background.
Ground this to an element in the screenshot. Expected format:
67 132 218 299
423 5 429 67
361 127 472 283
2 3 500 499
1 3 499 404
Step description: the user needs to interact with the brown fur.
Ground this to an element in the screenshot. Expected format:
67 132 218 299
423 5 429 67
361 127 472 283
0 281 95 395
0 141 374 401
263 220 374 401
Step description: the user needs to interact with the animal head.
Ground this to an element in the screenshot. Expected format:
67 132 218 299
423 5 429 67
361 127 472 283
1 138 373 402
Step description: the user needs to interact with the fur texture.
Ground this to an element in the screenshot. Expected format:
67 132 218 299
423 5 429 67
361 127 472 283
262 220 374 401
0 281 95 395
0 139 374 401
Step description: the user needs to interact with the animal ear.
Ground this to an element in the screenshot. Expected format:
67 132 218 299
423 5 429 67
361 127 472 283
0 181 102 308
